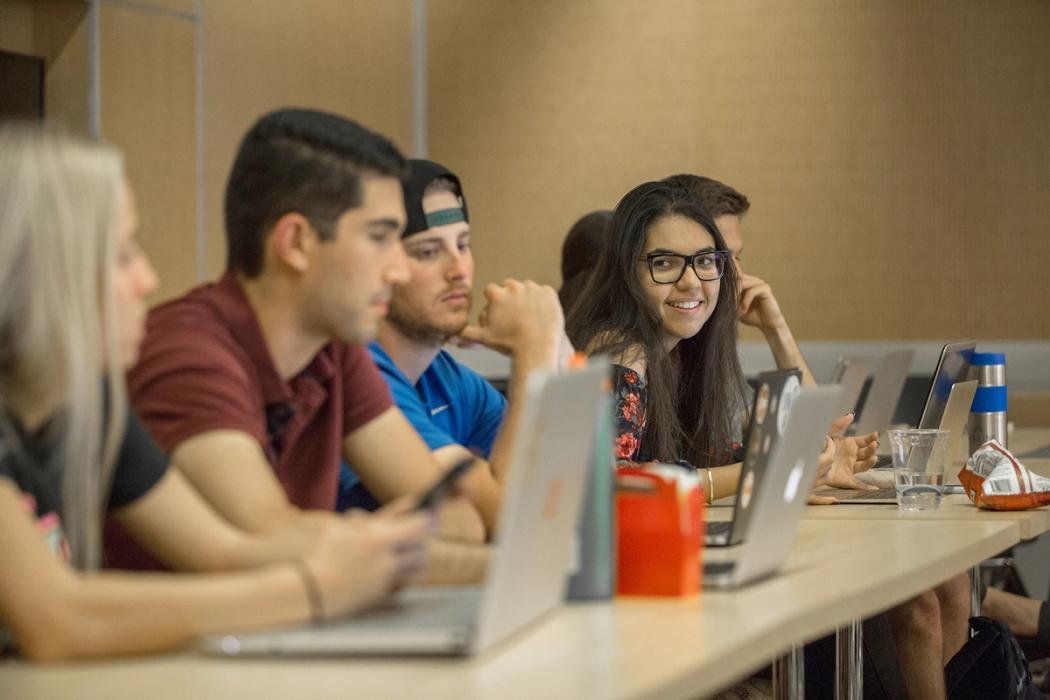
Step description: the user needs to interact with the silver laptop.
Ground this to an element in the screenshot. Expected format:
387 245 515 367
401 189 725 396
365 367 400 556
833 379 978 503
827 355 873 416
917 340 978 429
705 369 802 547
201 362 609 657
850 349 914 435
703 386 842 589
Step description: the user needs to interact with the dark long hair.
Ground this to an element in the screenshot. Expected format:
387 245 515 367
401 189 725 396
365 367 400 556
566 180 747 467
559 209 613 310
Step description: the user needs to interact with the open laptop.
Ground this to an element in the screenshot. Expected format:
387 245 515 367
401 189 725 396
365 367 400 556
860 341 975 455
705 369 802 547
832 379 978 503
703 386 843 588
827 355 873 416
917 341 978 429
830 340 978 503
201 362 609 657
850 349 914 435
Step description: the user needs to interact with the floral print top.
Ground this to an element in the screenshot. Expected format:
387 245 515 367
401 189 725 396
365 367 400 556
611 364 745 467
612 364 647 463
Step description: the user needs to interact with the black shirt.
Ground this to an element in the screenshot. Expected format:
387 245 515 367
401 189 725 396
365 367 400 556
0 407 169 525
0 404 168 655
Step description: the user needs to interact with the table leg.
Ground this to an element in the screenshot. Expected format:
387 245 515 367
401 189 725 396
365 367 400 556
835 620 863 700
771 644 805 699
970 562 978 646
971 565 982 620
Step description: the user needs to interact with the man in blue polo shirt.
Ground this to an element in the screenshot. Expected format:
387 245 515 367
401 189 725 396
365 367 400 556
338 160 567 536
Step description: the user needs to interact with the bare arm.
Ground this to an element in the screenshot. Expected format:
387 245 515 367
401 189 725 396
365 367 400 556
417 538 491 585
763 324 816 387
708 463 743 504
169 429 304 534
423 280 568 535
0 479 429 661
431 443 501 534
113 468 327 571
458 279 565 486
737 270 816 386
425 316 562 535
343 407 486 543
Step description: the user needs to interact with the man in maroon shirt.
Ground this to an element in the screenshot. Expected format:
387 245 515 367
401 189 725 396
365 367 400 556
108 109 562 576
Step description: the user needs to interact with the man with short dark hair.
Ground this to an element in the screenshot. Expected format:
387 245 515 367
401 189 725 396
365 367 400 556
106 110 509 577
338 159 568 535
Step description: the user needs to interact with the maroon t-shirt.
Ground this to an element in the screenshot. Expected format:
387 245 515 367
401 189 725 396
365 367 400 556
105 270 392 569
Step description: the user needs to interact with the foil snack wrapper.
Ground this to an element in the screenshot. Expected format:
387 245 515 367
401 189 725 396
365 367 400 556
959 440 1050 511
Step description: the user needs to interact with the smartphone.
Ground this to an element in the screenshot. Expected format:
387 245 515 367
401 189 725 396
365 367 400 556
414 457 476 511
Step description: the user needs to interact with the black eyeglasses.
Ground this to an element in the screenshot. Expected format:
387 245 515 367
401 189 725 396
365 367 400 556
640 250 729 284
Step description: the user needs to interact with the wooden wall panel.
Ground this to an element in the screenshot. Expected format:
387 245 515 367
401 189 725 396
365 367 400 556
0 3 35 54
201 0 414 279
428 1 1050 340
0 2 90 134
99 3 198 301
35 2 90 135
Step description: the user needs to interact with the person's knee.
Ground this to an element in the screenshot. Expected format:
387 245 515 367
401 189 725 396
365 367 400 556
891 591 942 639
935 574 972 618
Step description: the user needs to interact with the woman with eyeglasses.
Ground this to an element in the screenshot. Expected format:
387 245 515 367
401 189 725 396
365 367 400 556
566 180 875 501
0 126 431 661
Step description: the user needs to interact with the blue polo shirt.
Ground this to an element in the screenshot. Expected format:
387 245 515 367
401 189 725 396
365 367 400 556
336 343 507 510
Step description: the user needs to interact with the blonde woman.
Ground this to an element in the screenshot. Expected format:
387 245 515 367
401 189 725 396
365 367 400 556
0 125 432 661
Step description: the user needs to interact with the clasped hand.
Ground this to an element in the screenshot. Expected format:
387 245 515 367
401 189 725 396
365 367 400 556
454 279 574 369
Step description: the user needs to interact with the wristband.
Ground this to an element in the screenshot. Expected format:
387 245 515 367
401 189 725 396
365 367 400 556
705 467 716 502
290 559 324 624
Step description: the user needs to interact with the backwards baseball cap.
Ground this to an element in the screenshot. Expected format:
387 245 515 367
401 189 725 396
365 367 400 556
402 159 469 238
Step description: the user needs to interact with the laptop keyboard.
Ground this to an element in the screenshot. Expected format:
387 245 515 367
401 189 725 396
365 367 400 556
705 520 732 545
840 488 897 501
706 521 732 536
344 589 481 630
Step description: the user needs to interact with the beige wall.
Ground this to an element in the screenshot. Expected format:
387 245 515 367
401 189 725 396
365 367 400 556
200 0 414 281
99 2 199 301
9 1 1049 340
0 3 35 54
4 1 414 301
427 1 1050 340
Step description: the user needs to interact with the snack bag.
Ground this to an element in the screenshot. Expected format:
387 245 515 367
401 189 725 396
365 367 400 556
958 440 1050 510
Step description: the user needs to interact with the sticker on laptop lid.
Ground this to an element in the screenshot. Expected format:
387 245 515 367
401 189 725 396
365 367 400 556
776 375 802 436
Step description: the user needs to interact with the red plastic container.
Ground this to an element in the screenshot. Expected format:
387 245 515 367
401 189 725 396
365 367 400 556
615 465 704 596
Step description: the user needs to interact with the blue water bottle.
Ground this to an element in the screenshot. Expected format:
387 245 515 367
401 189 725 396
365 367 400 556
969 352 1007 454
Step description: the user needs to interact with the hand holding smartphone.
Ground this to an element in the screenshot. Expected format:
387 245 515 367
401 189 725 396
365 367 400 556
414 457 476 511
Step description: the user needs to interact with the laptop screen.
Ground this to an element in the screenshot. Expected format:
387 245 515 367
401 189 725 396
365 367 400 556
918 340 976 429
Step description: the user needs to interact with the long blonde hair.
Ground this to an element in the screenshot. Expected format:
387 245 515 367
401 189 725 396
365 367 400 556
0 125 127 569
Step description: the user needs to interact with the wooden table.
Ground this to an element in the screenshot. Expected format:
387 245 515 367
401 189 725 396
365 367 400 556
0 519 1018 700
806 459 1050 541
1011 428 1050 457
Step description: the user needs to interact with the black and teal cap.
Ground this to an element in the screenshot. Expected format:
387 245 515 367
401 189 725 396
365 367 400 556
402 159 469 238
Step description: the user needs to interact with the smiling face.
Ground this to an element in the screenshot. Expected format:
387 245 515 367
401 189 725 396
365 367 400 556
637 214 721 351
384 188 473 345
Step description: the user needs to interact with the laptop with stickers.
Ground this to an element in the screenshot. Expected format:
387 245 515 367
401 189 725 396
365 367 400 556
703 386 842 588
705 369 802 547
